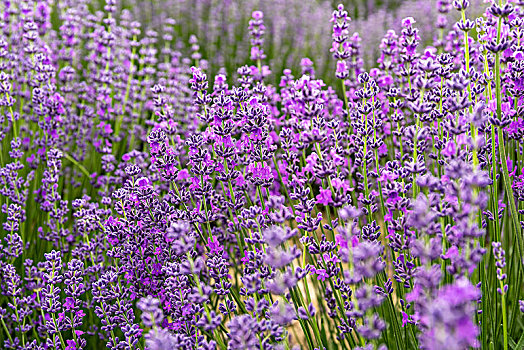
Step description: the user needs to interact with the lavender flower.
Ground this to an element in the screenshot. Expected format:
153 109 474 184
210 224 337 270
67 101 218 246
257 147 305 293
0 1 521 349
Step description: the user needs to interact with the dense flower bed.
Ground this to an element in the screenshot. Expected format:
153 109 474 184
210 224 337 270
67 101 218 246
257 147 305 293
0 0 523 349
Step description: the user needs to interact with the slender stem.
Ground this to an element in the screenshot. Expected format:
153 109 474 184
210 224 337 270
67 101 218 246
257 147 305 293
0 318 13 344
500 283 508 350
494 9 523 255
62 152 92 178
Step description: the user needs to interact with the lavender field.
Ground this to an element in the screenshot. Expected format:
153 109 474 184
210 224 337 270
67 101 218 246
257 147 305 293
0 0 523 349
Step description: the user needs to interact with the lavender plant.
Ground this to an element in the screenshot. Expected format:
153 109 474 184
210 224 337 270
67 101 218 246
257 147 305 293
0 0 523 349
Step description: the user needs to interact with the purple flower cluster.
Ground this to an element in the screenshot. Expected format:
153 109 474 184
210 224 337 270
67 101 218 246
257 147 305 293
0 0 523 349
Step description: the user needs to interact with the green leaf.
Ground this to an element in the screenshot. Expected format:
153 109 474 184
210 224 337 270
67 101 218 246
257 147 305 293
509 332 524 350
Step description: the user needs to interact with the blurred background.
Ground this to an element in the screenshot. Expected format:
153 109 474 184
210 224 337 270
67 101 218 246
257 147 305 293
115 0 488 86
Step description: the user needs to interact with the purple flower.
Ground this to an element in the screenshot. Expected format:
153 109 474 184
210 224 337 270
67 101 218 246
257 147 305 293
401 17 416 27
252 11 263 20
316 188 333 206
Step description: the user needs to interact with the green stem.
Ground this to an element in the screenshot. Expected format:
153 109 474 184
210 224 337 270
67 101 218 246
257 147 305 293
500 283 508 350
62 152 92 178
